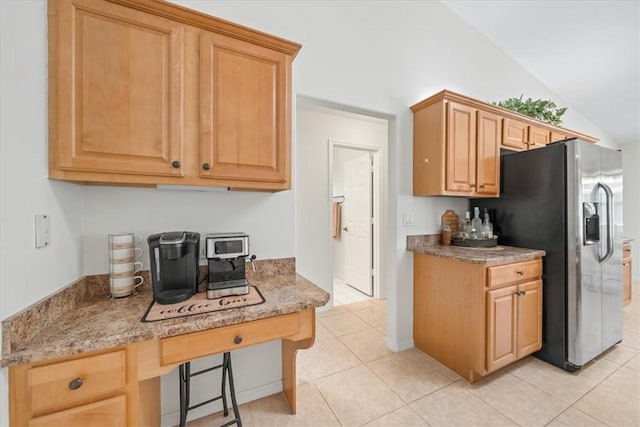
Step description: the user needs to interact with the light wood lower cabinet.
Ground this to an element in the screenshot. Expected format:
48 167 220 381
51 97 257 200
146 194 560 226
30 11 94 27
28 396 126 427
414 254 543 382
9 309 317 426
623 243 632 306
9 348 137 427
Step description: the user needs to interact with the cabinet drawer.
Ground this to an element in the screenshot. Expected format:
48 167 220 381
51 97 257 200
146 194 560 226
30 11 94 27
28 350 126 414
29 395 126 427
623 243 631 259
488 259 542 288
160 313 300 365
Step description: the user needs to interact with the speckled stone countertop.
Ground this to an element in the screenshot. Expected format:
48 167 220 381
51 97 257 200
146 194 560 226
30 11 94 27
407 234 545 265
623 237 634 244
1 258 329 367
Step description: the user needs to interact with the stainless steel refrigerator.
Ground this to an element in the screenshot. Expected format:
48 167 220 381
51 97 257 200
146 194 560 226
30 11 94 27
474 138 623 371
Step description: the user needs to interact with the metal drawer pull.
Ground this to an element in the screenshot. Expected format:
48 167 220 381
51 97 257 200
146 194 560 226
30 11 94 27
68 377 83 390
234 335 243 345
516 271 524 275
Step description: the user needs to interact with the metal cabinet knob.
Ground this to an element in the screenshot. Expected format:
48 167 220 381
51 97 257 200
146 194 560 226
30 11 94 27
234 336 243 345
479 184 486 189
343 227 348 232
171 160 181 169
516 271 524 276
470 184 476 188
202 163 211 171
68 377 83 390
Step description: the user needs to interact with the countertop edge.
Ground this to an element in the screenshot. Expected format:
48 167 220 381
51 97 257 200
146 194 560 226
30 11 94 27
407 235 545 265
1 269 330 368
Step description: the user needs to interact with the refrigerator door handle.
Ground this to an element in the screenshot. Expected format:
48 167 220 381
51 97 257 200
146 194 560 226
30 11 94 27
597 182 614 263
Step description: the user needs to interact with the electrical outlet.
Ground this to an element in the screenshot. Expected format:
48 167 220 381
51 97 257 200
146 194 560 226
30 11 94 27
35 214 51 248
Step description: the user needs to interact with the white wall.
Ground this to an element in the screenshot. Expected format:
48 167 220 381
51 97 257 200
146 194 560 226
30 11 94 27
296 106 388 308
332 148 370 281
622 143 640 280
0 1 85 424
2 0 637 425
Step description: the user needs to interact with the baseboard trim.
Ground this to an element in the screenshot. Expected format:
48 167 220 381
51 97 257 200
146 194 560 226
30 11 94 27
161 380 283 427
387 337 413 352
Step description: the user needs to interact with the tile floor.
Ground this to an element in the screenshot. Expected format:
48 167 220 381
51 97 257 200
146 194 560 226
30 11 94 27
333 277 372 306
189 282 640 426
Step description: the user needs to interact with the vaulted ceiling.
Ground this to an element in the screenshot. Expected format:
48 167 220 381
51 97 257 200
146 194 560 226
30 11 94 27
442 0 640 147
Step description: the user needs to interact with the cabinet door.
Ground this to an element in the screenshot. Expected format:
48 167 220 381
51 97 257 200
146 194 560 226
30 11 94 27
476 110 501 195
53 0 185 176
29 396 126 427
550 131 567 143
502 118 528 151
516 280 543 358
486 285 517 372
200 31 291 185
446 102 476 193
528 126 550 150
623 258 632 306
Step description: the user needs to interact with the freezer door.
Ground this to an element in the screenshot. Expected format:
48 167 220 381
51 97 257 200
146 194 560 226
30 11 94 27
568 141 623 366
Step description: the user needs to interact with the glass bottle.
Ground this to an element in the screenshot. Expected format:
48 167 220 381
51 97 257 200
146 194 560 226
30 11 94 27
471 207 482 239
482 209 493 239
462 211 472 238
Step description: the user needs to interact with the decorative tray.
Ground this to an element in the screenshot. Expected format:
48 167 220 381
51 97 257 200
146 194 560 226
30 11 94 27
452 236 498 248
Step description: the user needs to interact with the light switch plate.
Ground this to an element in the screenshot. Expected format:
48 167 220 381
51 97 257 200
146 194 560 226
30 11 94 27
403 212 415 226
35 214 51 248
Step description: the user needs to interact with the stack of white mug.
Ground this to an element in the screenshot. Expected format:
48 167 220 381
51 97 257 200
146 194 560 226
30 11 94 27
108 233 144 298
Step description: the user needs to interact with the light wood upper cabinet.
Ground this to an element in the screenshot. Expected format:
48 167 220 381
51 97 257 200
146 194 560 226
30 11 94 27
528 125 551 150
413 98 499 197
550 131 568 143
50 0 185 177
476 110 501 195
48 0 300 191
502 118 529 151
412 91 598 197
200 31 290 185
445 102 477 192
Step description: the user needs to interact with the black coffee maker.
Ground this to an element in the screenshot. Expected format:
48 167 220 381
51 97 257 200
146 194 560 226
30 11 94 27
148 231 200 304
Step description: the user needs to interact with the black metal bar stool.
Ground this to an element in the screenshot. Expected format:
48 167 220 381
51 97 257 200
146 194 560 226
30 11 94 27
178 352 242 427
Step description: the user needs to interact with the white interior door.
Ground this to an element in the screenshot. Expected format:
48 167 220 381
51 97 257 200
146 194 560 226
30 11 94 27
344 153 373 296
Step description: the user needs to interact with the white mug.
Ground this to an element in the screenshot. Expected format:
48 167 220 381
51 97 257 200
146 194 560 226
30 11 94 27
108 233 143 250
110 247 143 263
110 275 144 298
110 261 143 277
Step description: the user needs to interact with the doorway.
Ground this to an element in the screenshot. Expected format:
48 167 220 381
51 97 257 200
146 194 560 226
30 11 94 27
331 145 378 305
295 100 388 310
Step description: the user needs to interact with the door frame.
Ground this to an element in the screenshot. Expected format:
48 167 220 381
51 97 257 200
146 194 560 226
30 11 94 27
329 140 382 299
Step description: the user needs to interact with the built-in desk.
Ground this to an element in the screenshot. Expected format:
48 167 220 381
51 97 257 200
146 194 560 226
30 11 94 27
2 258 329 426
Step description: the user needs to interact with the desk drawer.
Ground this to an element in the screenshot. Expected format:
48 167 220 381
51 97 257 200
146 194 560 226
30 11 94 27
28 395 126 427
488 259 542 289
28 350 126 414
160 312 300 365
